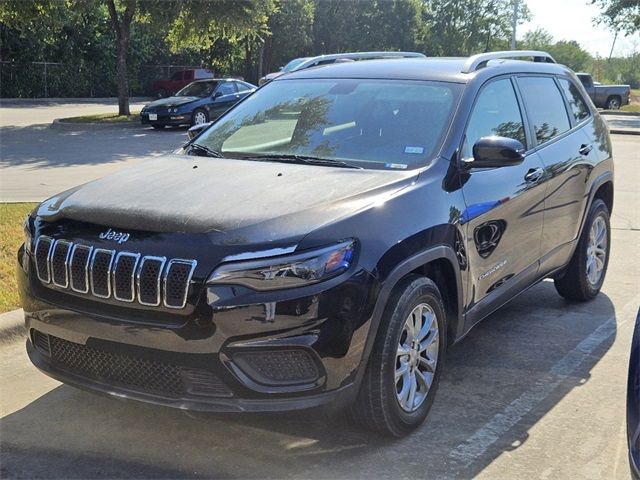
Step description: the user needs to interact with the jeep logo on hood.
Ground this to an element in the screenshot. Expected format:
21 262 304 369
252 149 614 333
99 228 130 244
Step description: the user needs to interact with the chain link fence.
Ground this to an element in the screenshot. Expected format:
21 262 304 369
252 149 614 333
0 61 208 98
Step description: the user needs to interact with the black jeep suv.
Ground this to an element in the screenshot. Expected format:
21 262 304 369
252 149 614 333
18 51 613 436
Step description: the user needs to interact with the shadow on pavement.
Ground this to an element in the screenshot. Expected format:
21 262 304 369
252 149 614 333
0 281 616 479
0 124 186 169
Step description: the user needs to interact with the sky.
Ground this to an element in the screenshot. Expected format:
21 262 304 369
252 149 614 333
519 0 639 57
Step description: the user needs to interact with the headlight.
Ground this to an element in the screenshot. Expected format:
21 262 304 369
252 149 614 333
207 240 355 291
23 215 33 253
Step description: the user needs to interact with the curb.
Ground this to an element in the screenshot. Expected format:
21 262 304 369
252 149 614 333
600 110 640 117
51 118 145 130
0 309 25 345
610 129 640 136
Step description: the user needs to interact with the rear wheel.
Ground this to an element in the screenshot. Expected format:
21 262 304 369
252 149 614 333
554 199 610 301
350 275 446 437
605 96 621 110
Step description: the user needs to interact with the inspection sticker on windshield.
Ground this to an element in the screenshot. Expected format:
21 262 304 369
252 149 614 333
385 163 408 170
404 146 424 154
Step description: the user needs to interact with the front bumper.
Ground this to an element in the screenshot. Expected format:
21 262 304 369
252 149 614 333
140 112 190 127
18 245 377 412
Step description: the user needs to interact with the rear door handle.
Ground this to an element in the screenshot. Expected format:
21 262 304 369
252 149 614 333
524 168 544 183
579 144 592 156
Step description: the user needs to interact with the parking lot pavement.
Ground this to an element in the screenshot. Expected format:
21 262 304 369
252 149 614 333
0 99 150 128
0 101 186 202
0 127 638 477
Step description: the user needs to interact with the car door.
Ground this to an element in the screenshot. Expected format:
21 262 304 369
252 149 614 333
210 81 238 118
459 77 547 323
516 75 594 273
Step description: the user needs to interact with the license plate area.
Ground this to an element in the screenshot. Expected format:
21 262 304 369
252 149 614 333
149 113 158 121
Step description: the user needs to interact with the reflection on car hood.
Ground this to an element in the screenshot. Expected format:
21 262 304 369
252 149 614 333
146 96 200 109
36 155 417 243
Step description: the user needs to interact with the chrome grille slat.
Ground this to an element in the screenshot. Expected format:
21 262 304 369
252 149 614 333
51 240 72 288
69 244 93 293
163 259 197 309
35 236 54 283
137 256 166 306
91 249 115 299
33 236 195 310
113 252 141 302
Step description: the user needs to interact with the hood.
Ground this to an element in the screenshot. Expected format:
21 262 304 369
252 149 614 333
37 155 417 244
146 96 200 109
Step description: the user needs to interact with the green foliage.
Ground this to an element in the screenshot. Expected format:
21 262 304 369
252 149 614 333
592 0 640 35
520 28 593 72
1 0 638 99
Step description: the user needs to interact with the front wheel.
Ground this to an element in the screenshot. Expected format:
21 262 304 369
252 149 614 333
350 275 446 437
191 108 209 126
554 199 610 301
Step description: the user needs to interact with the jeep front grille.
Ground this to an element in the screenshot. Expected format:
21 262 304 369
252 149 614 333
33 236 196 309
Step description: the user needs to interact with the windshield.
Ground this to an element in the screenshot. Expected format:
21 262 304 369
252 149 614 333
282 58 309 72
194 78 461 170
175 81 218 97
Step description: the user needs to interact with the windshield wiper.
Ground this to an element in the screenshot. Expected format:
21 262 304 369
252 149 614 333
241 154 362 169
187 143 224 158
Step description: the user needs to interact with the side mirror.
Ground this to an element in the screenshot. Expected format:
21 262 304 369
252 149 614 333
467 136 525 169
187 122 212 140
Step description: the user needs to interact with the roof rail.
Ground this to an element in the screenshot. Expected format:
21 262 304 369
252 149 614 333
295 51 426 71
461 50 556 74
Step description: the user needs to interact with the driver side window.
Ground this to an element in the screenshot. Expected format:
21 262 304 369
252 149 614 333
462 78 526 158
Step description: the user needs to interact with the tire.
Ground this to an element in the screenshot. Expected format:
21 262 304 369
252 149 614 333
151 124 165 130
605 96 621 110
191 108 209 126
350 275 446 437
554 199 610 301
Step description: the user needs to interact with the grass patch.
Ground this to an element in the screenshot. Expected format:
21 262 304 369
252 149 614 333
58 111 140 123
0 203 37 313
621 104 640 113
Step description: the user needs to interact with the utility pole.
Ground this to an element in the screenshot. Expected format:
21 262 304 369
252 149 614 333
511 0 518 50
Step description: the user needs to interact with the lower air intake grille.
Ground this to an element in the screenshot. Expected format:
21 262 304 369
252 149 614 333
32 331 231 398
233 350 320 385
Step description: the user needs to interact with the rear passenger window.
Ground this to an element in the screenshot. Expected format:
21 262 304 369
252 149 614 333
462 78 526 158
517 76 571 145
558 78 590 123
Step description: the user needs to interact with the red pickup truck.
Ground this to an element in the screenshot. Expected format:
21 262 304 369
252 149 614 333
151 68 214 98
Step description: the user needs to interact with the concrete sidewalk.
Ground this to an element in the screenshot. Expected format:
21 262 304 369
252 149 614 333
602 113 640 135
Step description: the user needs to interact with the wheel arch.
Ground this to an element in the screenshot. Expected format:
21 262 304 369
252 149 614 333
357 245 464 386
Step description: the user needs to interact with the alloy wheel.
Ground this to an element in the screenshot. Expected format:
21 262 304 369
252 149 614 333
194 111 208 125
586 215 607 286
395 303 439 412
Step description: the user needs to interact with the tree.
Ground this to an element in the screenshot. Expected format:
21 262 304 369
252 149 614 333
422 0 531 56
106 0 135 115
592 0 640 35
520 28 593 72
0 0 274 112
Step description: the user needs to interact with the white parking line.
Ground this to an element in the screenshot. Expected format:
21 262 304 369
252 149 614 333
448 295 640 470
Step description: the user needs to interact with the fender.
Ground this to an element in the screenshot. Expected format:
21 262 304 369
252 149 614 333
571 170 613 258
354 244 463 386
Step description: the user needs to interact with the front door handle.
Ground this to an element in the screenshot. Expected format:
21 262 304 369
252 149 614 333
579 144 592 156
524 167 544 183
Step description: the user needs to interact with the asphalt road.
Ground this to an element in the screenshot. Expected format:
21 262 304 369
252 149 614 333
0 100 184 203
0 102 639 479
